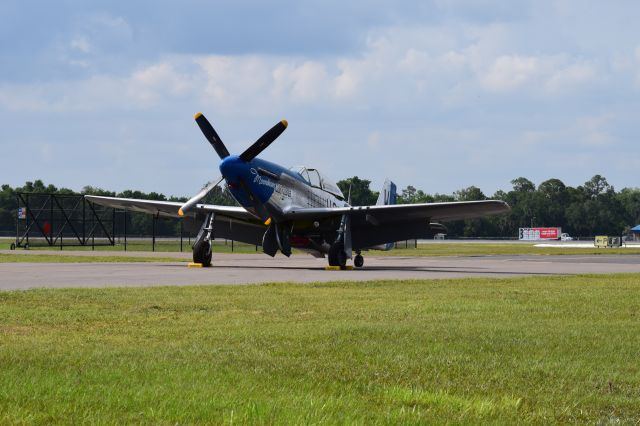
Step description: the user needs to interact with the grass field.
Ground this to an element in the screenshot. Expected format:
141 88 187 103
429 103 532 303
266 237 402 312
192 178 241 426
1 275 640 424
3 236 640 262
384 243 640 257
0 237 259 253
0 253 185 263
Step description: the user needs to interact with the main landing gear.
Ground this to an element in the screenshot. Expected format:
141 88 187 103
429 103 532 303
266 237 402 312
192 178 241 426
328 243 364 268
192 212 214 267
328 242 347 267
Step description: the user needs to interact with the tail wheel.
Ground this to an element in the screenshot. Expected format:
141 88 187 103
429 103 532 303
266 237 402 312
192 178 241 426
328 242 347 267
193 240 212 267
354 254 364 268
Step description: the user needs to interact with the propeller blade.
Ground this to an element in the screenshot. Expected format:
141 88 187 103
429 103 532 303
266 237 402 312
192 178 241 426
239 120 288 162
178 176 224 217
194 112 230 159
238 177 272 224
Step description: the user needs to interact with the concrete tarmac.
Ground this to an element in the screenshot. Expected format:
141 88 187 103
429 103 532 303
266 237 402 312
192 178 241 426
1 251 640 290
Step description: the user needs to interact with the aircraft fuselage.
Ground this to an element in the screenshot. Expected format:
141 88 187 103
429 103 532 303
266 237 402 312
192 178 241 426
220 156 348 222
219 156 350 256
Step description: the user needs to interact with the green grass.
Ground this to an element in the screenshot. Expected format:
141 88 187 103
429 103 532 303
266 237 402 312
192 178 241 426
4 237 640 257
1 275 640 424
383 243 640 257
0 253 185 263
1 238 259 253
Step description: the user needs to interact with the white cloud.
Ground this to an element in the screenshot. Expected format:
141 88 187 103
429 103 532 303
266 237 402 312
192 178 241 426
574 114 615 147
0 25 607 115
481 55 541 92
332 60 360 98
2 10 639 195
127 62 194 106
70 36 92 54
480 54 596 94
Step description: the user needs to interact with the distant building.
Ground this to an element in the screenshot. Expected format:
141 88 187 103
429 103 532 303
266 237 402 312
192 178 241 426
631 225 640 241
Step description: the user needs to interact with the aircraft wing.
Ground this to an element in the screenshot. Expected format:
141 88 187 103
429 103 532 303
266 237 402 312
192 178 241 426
283 200 510 222
84 195 255 221
283 200 509 249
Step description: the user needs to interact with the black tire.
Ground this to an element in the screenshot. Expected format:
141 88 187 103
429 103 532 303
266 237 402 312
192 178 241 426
10 243 16 250
328 242 347 267
354 254 364 268
193 240 212 267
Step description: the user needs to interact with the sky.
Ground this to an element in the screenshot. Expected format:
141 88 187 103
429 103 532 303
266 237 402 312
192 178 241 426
1 0 639 197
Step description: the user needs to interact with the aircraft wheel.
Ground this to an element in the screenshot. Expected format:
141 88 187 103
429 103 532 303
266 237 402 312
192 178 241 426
328 242 347 267
10 243 15 250
193 240 212 267
354 254 364 268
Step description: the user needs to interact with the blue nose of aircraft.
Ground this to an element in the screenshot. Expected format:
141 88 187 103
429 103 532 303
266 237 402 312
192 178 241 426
219 155 245 182
219 156 276 210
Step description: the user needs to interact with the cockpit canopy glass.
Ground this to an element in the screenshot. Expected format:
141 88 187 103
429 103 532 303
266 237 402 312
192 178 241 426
291 166 344 199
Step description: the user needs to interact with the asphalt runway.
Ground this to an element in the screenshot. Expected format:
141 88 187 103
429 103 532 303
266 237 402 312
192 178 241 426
1 251 640 290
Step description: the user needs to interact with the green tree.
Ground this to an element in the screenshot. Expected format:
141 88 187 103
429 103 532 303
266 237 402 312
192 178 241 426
454 186 486 201
336 176 378 206
582 175 612 199
81 186 115 196
0 184 17 233
511 177 535 193
398 185 432 204
536 178 568 228
567 175 623 236
616 187 640 228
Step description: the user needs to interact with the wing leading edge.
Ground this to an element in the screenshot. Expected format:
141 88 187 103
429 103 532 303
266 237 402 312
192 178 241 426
84 195 255 222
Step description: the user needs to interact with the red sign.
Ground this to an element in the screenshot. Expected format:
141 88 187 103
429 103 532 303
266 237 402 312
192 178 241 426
43 221 51 236
538 228 559 239
519 227 561 240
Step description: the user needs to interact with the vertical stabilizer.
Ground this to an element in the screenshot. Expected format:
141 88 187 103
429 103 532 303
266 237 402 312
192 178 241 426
375 179 397 251
376 179 397 206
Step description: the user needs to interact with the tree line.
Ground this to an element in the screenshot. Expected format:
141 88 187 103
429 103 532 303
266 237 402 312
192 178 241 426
2 174 639 238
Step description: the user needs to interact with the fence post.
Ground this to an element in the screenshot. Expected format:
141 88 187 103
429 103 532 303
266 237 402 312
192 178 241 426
152 214 156 252
50 194 54 247
82 197 86 245
26 194 30 248
124 210 127 252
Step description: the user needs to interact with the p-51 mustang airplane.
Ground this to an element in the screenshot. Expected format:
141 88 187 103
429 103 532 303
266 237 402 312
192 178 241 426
86 113 510 267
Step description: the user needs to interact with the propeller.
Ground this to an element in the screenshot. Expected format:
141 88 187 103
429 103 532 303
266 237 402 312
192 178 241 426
178 112 288 219
238 177 272 223
178 176 224 217
194 112 230 159
239 120 288 162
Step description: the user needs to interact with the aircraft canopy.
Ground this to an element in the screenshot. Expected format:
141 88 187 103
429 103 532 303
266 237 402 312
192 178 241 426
292 166 344 199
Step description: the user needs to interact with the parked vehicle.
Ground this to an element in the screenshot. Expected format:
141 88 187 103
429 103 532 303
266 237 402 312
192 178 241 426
560 233 573 241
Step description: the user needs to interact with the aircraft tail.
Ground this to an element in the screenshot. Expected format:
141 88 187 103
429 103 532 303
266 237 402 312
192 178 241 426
376 179 397 206
376 179 397 251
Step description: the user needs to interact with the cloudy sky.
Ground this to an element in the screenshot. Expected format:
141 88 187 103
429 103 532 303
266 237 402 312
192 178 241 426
1 0 639 197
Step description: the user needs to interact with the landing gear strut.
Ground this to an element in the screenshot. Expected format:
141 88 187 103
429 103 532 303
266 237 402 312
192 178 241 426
192 212 214 267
